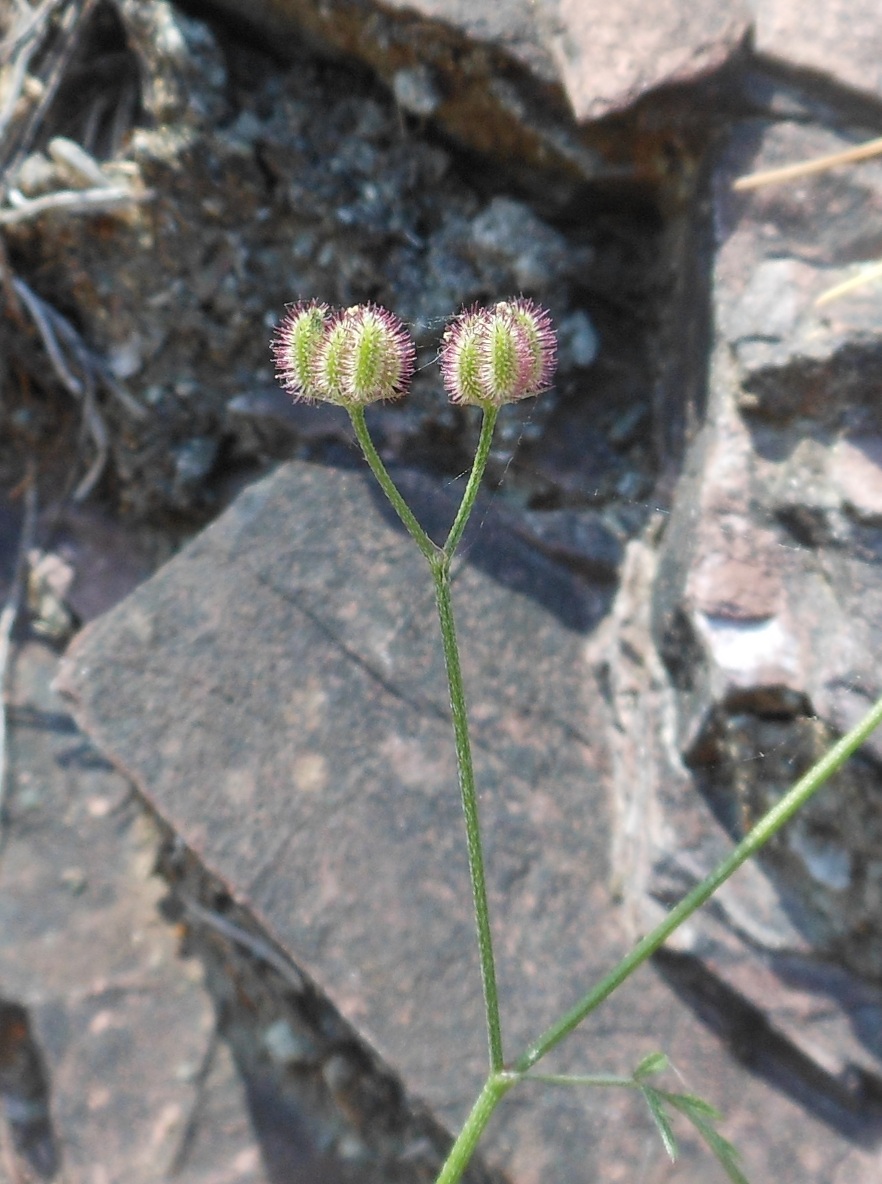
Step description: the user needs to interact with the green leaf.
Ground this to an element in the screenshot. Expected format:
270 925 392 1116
666 1094 749 1184
663 1090 722 1120
640 1086 678 1162
633 1052 669 1081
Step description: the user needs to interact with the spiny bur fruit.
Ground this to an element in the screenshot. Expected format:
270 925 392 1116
273 300 415 406
271 299 329 403
440 299 556 408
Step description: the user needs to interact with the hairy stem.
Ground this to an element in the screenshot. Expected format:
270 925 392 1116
434 1074 515 1184
348 405 438 561
434 691 882 1183
353 396 882 1184
353 404 503 1068
444 407 498 555
434 560 504 1071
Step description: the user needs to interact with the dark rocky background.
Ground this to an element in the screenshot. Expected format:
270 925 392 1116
2 1 882 1181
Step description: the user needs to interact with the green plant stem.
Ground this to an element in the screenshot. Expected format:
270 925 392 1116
353 392 882 1184
348 406 438 562
435 692 882 1184
434 560 504 1072
434 1074 515 1184
352 404 504 1072
514 689 882 1073
520 1072 635 1088
444 407 499 555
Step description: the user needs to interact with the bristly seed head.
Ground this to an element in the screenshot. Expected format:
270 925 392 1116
274 299 553 410
439 299 557 408
496 298 557 394
272 299 330 402
340 303 416 404
272 301 415 406
313 313 350 404
438 304 486 407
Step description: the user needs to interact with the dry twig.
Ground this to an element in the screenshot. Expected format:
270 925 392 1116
0 26 40 151
11 275 84 396
0 0 147 502
47 133 112 186
0 463 38 839
74 370 108 502
10 273 146 496
178 894 307 994
0 183 154 223
733 135 882 191
814 260 882 307
28 277 148 420
0 0 68 63
3 0 97 184
734 136 882 307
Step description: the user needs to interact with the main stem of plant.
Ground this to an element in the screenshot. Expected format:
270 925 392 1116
433 556 504 1071
349 404 504 1069
350 404 882 1184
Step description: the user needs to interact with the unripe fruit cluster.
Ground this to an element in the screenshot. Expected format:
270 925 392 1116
439 300 557 408
273 298 556 408
272 301 416 406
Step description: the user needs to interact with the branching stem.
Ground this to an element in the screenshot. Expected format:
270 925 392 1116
351 400 882 1184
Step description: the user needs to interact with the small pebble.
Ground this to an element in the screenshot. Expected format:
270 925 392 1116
392 65 442 116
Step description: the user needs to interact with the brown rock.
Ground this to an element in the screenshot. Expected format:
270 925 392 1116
58 458 882 1182
0 641 263 1183
753 0 882 106
197 0 751 179
595 91 882 1142
541 0 750 122
2 0 600 520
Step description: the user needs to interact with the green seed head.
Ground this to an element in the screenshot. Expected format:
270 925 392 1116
341 304 416 404
495 298 557 394
439 306 488 407
482 309 528 404
440 300 557 407
272 300 330 402
314 317 350 404
273 300 415 406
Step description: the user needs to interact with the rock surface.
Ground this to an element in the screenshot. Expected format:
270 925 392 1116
3 0 648 523
752 0 882 106
597 53 882 1173
58 459 882 1183
197 0 752 134
6 0 882 1180
0 639 265 1184
648 114 882 964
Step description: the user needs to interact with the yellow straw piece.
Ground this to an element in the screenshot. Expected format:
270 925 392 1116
815 260 882 306
734 135 882 190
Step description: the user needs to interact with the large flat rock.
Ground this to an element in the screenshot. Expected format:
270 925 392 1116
58 459 622 1181
0 640 263 1184
58 458 882 1182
